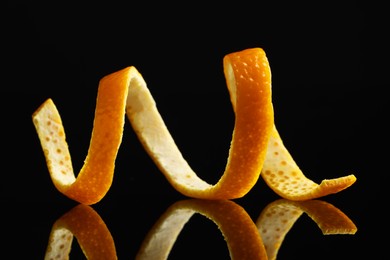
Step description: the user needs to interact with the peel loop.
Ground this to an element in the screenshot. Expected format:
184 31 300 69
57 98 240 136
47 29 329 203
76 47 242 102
32 66 133 204
128 48 274 199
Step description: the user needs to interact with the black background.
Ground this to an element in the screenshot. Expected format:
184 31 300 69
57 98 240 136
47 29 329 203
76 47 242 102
2 1 388 259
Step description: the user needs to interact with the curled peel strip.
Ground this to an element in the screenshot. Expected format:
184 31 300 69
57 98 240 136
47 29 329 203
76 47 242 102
261 126 356 200
32 47 356 204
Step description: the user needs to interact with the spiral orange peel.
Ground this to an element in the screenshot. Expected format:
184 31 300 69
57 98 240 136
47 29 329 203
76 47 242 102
44 204 117 259
32 47 356 204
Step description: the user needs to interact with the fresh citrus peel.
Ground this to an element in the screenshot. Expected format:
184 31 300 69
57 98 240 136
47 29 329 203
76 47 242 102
256 199 357 260
44 204 117 260
33 47 356 204
136 199 267 259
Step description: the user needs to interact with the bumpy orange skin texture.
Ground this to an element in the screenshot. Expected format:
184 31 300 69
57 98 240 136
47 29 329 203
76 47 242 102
32 47 356 204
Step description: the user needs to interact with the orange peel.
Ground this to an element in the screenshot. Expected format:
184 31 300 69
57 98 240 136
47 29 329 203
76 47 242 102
32 47 356 204
136 199 267 259
44 204 117 260
256 199 357 260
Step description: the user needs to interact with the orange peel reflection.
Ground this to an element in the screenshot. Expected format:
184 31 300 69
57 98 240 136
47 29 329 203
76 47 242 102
44 204 117 260
43 198 357 259
256 199 357 260
136 199 267 260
